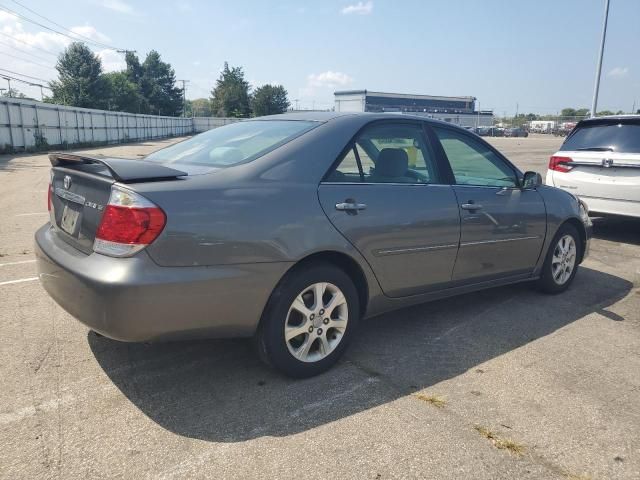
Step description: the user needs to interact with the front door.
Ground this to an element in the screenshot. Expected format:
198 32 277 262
318 122 461 298
432 126 547 283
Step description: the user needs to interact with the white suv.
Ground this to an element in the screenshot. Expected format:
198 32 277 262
546 116 640 218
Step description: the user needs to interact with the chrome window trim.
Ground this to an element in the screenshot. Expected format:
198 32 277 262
320 181 441 187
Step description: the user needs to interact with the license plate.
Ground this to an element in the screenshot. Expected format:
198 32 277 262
60 204 80 235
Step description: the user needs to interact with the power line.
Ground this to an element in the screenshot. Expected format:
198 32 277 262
0 38 55 63
0 50 55 70
0 68 50 83
0 3 125 51
9 0 122 50
0 30 59 57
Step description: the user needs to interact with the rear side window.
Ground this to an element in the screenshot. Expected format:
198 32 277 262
561 122 640 153
326 123 438 184
145 120 318 172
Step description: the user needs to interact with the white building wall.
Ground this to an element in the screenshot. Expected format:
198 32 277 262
334 93 366 112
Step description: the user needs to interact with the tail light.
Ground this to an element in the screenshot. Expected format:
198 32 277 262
549 155 574 173
93 185 166 257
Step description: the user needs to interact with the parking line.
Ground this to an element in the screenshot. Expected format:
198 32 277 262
15 212 48 217
0 260 36 267
0 277 38 286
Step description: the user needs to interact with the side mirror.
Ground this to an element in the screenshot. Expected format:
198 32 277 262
522 171 542 189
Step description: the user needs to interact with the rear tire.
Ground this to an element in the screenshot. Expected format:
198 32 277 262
536 223 581 294
255 263 359 378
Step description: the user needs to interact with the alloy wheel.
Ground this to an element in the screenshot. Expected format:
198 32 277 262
284 282 349 363
551 234 577 285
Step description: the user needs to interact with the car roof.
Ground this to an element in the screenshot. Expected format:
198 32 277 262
579 114 640 124
255 111 476 132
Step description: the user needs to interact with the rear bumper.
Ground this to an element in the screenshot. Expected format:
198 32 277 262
580 196 640 219
35 224 291 342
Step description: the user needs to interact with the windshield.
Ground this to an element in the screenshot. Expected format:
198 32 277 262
561 122 640 154
145 120 318 172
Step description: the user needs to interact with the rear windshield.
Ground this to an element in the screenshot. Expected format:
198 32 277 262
561 122 640 153
145 120 318 172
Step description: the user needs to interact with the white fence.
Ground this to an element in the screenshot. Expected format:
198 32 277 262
193 116 241 132
0 97 239 152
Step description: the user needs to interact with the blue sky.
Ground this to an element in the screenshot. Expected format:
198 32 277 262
1 0 638 114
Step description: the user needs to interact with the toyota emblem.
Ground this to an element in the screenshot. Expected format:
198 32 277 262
63 175 72 189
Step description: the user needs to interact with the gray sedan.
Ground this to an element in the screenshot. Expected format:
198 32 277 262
35 112 591 377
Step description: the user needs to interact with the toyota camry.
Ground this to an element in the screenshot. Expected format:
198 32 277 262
35 112 591 377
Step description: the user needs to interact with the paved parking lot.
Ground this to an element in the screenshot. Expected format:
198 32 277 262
1 134 638 479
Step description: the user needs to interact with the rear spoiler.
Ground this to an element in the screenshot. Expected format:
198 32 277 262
49 153 187 183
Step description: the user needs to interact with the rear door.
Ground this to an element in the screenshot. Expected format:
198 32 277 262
550 119 640 202
317 121 461 298
432 125 547 283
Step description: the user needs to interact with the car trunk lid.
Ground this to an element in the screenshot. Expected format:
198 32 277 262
551 150 640 202
48 153 186 254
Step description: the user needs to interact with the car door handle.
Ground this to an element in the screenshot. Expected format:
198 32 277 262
335 202 367 211
460 203 483 211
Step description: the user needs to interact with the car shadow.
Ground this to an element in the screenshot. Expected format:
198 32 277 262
89 266 631 443
591 216 640 246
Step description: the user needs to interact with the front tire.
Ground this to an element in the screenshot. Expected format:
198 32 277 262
256 263 359 378
536 223 581 294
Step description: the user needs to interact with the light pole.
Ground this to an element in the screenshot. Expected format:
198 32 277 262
590 0 610 118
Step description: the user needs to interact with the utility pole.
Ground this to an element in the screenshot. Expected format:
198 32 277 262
4 76 11 97
590 0 610 118
294 98 299 110
178 79 189 117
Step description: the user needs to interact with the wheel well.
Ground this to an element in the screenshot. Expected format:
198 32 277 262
561 218 587 262
292 251 369 316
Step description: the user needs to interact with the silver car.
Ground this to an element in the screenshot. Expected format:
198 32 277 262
35 112 591 377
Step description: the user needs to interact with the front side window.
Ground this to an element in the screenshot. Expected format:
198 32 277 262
326 123 437 184
145 120 318 173
434 127 517 187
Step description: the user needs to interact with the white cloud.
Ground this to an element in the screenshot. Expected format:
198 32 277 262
97 49 126 72
607 67 628 78
100 0 135 14
341 1 373 15
307 71 354 88
0 10 122 99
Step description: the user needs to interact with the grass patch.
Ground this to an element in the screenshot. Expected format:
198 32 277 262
474 425 525 456
415 393 446 408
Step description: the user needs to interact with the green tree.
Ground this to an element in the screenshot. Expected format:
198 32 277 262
49 42 106 108
575 108 590 117
102 71 143 113
210 62 251 117
186 98 212 117
140 50 183 116
251 84 290 116
560 108 577 117
596 110 615 116
3 88 29 98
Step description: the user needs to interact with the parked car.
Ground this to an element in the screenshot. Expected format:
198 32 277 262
36 112 591 378
505 127 529 138
546 115 640 218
